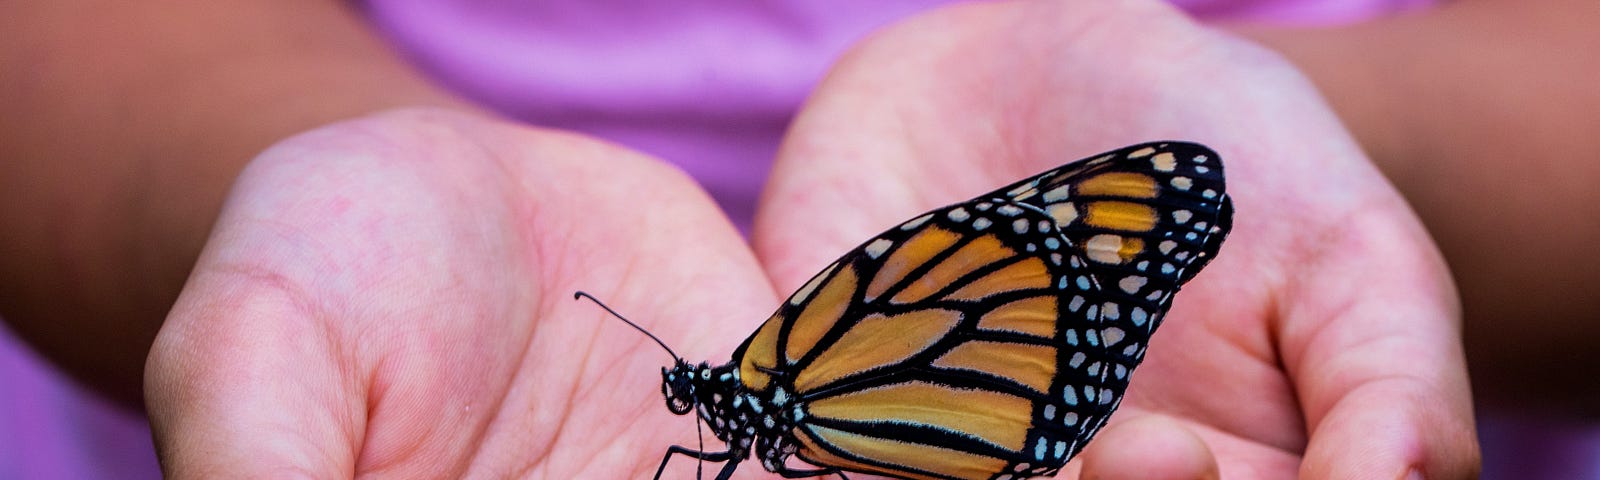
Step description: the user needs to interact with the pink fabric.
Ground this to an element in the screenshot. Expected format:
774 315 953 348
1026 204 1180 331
0 325 161 479
1178 0 1433 24
357 0 1431 230
2 1 1443 478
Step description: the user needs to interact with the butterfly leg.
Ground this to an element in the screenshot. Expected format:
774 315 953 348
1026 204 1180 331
711 457 744 480
771 464 848 479
654 446 733 480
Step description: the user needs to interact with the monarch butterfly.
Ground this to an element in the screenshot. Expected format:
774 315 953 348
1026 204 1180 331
578 141 1233 480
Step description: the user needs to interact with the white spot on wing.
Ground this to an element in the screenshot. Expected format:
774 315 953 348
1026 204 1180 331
1048 202 1079 226
1151 152 1177 172
864 238 893 259
901 213 933 230
1172 210 1193 224
1102 327 1125 346
1086 234 1125 264
1042 185 1071 202
1119 276 1147 294
1170 177 1193 191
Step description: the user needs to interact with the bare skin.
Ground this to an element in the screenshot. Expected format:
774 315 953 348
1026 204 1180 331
5 0 1590 476
1236 0 1600 413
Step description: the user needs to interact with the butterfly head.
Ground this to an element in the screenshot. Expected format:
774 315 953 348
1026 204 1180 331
661 361 700 415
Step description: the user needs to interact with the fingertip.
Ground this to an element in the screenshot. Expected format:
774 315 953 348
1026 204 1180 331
1079 416 1219 480
1301 382 1480 480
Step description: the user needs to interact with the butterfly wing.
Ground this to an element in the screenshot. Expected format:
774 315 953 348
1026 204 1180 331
989 141 1233 445
733 142 1232 480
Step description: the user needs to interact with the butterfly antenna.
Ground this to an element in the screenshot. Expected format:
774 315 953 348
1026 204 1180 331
573 291 681 361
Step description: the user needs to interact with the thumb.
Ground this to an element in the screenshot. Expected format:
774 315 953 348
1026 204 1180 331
145 280 361 478
1077 415 1218 480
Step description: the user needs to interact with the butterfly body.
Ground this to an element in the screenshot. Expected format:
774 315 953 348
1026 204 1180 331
662 361 816 477
641 142 1233 480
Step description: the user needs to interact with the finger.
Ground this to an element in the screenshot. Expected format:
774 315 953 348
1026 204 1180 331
1278 212 1480 479
146 280 361 478
1078 415 1219 480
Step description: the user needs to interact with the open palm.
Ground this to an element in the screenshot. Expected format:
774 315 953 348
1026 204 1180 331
754 1 1477 479
145 109 792 478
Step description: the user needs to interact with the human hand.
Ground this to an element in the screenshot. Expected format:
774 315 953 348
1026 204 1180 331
144 108 789 477
756 1 1479 478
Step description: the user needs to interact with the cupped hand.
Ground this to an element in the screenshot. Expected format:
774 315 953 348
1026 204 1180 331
144 108 785 478
755 1 1479 478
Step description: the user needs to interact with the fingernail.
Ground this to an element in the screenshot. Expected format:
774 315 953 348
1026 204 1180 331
1405 469 1424 480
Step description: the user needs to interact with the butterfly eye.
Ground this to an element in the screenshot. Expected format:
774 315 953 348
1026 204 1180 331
660 366 695 415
